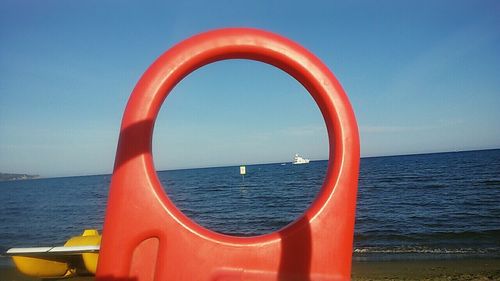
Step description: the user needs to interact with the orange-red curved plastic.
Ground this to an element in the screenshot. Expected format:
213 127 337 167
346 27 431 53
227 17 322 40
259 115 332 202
96 28 360 281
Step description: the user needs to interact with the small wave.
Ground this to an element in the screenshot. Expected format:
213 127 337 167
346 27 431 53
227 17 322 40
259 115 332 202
423 183 448 188
355 229 500 242
353 246 498 255
479 179 500 186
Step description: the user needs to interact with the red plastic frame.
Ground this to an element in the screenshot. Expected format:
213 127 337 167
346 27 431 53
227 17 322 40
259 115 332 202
97 28 360 281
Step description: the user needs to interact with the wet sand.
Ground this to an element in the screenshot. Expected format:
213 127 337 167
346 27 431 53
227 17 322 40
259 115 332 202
1 259 499 280
351 259 500 280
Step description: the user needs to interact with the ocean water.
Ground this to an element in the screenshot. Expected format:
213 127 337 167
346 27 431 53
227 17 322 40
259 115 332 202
0 149 499 261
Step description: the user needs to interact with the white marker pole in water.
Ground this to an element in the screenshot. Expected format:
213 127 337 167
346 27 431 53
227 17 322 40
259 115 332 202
240 165 246 181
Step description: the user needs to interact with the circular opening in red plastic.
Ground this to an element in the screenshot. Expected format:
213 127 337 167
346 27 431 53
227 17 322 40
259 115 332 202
113 28 357 242
153 59 329 236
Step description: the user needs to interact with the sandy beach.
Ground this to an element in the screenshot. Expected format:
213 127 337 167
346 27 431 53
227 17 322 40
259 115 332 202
1 258 499 280
351 259 500 280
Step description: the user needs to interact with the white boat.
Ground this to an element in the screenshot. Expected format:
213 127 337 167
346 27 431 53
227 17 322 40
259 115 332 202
292 154 310 165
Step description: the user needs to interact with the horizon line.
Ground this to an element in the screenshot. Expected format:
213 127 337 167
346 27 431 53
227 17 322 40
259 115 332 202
4 147 498 180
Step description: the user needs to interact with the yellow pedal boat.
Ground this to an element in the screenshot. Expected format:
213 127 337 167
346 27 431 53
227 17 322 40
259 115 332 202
6 229 101 278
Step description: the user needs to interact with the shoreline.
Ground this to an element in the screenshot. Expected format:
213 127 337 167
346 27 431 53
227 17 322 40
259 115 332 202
1 258 499 280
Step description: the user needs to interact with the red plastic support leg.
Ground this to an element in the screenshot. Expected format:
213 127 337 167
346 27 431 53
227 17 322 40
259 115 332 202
96 28 360 281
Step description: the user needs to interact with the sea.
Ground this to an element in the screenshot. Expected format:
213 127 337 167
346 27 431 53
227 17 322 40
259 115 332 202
0 149 499 263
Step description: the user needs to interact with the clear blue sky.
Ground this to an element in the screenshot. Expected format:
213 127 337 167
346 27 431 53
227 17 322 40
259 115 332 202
1 1 499 177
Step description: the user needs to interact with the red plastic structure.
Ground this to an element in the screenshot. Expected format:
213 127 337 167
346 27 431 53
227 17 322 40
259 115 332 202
96 28 360 281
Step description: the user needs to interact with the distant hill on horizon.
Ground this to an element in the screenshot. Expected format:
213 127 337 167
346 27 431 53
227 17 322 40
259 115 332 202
0 173 40 181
